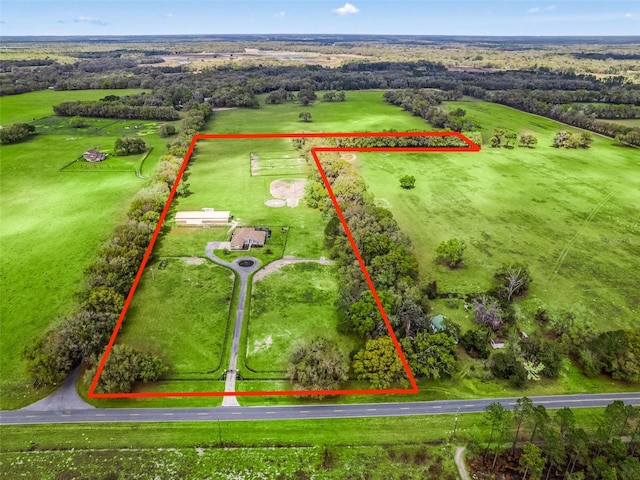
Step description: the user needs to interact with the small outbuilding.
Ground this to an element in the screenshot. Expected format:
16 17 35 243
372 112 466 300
230 228 267 250
175 209 231 226
83 149 107 162
429 315 446 334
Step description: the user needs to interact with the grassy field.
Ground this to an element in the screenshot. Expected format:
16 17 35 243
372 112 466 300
211 91 432 134
0 444 459 479
356 100 639 333
0 89 182 409
0 89 148 125
245 262 360 375
114 258 234 377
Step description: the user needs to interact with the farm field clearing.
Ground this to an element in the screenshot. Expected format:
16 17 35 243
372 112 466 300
0 89 176 409
245 262 360 377
358 100 639 333
114 258 234 378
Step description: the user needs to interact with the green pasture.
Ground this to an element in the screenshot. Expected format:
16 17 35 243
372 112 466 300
0 89 149 125
0 89 177 408
245 262 359 375
114 258 234 377
606 118 640 128
210 91 432 134
355 100 639 333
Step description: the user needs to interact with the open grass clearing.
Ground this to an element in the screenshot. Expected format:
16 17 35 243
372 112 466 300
0 88 149 125
114 258 234 377
209 90 433 134
245 262 359 375
356 101 639 332
0 89 177 408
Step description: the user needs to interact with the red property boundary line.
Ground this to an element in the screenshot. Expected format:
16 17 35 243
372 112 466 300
88 131 480 399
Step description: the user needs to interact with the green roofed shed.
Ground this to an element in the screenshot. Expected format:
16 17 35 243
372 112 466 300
430 315 446 333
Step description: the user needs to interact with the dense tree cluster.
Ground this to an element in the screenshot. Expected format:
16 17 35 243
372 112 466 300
0 123 36 144
552 130 593 148
477 399 640 479
335 131 469 148
384 89 479 132
22 105 212 392
85 345 167 394
114 136 146 156
53 100 180 121
533 302 640 383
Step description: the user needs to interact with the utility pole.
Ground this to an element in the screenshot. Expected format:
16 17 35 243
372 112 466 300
452 407 460 439
217 416 223 446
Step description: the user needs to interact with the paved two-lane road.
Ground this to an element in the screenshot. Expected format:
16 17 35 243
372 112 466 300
1 392 638 425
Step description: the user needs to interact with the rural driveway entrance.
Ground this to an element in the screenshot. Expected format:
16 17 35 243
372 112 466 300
205 242 260 406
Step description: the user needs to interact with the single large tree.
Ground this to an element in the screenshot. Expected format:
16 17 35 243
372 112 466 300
352 337 408 389
287 337 348 392
298 111 312 122
494 263 532 301
436 238 466 268
483 402 510 460
519 442 545 480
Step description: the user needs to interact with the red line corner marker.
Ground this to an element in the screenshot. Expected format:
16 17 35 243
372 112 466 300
88 132 479 399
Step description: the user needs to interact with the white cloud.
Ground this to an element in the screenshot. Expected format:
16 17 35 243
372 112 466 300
162 13 174 18
528 5 556 14
73 16 108 26
274 11 286 18
333 3 359 15
625 13 632 17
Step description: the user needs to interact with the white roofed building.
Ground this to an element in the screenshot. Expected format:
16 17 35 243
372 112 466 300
175 209 231 226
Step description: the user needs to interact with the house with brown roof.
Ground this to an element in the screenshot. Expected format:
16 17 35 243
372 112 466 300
83 149 108 162
230 228 267 250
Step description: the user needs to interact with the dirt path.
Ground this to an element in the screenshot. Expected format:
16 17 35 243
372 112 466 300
252 256 334 282
455 447 470 480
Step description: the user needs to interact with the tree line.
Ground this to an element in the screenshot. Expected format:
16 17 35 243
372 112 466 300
53 100 180 121
292 137 460 391
22 105 211 393
475 398 639 479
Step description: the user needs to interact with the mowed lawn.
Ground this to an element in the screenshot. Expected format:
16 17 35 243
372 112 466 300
0 89 170 408
356 100 640 332
245 262 360 374
114 258 234 377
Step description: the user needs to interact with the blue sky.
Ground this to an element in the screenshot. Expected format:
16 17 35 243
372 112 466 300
1 1 639 36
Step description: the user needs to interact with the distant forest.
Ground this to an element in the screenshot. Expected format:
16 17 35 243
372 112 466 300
2 36 639 145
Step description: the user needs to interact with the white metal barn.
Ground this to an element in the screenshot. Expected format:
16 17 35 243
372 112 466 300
175 209 231 226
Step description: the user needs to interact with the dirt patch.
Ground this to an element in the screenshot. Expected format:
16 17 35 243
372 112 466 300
251 335 273 354
181 257 204 265
340 152 357 162
270 178 307 207
265 199 286 208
